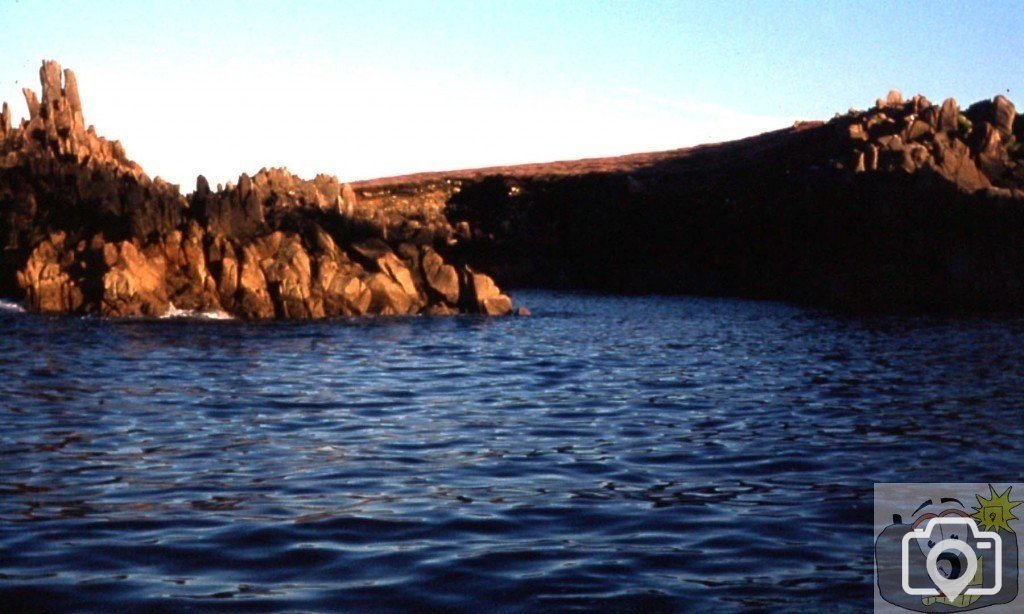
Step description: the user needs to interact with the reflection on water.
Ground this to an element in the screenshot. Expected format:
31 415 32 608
1 291 1022 610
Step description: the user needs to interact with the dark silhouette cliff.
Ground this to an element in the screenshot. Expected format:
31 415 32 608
353 91 1024 312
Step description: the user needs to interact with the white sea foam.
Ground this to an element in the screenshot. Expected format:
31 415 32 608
160 303 234 321
0 299 25 313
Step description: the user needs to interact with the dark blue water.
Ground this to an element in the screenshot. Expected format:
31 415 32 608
1 291 1022 612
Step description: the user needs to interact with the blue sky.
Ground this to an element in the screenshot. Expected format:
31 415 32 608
1 0 1021 189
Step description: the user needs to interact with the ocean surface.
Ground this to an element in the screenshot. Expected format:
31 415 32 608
1 291 1021 612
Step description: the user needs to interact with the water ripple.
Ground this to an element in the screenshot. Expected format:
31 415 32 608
1 292 1022 610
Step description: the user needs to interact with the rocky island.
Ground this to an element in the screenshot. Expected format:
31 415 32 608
0 61 515 318
3 60 1024 317
354 91 1024 312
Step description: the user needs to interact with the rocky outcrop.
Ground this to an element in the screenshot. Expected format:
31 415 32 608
348 89 1024 312
16 231 83 313
0 61 514 318
7 59 1024 315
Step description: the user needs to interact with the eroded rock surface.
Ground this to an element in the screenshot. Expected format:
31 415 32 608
0 61 514 318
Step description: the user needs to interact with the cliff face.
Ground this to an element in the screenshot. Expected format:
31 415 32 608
354 91 1024 311
0 61 514 318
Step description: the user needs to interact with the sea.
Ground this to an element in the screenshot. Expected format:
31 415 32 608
1 291 1021 612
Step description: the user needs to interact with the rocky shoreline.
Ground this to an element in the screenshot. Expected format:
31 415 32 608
351 92 1024 312
0 61 516 319
3 61 1024 317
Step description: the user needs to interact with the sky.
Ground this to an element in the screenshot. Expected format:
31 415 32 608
1 0 1022 190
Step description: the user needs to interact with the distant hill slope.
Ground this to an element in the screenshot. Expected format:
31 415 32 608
350 90 1024 311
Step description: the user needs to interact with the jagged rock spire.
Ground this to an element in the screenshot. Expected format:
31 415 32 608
63 68 84 125
39 60 63 108
938 98 960 133
35 60 83 120
0 60 144 174
22 88 39 120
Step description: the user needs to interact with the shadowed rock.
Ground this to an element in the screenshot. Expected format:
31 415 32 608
422 247 460 304
937 98 960 133
350 91 1024 313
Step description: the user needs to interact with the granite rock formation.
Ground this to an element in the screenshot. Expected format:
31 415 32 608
5 61 1024 315
0 61 514 318
352 90 1024 312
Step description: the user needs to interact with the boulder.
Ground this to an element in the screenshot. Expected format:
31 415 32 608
899 144 930 173
341 276 373 315
16 233 83 313
366 272 414 315
938 98 960 133
904 118 933 142
460 266 513 315
877 134 906 152
911 94 931 113
314 227 341 260
421 248 460 304
848 123 867 141
259 233 321 319
237 244 275 319
101 241 170 316
930 138 991 192
376 251 420 300
207 236 239 305
993 95 1016 136
971 122 1009 178
319 258 372 316
480 295 513 316
160 231 197 308
312 174 340 207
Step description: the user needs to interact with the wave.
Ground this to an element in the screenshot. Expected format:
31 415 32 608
160 303 234 321
0 300 233 320
0 299 25 313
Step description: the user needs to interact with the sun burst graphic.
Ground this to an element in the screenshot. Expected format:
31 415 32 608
971 484 1022 533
